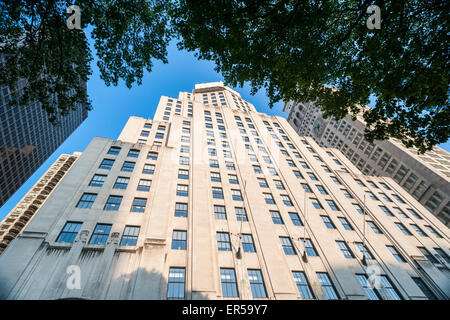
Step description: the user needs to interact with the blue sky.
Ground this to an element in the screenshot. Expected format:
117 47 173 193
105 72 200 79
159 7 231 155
0 40 286 220
0 40 449 221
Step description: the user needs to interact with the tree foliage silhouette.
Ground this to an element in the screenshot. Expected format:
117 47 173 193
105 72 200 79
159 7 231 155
1 0 448 152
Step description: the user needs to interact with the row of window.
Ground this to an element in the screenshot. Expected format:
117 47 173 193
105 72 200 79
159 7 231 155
58 219 449 267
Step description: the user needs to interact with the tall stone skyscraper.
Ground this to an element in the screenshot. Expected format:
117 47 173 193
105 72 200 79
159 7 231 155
0 80 88 207
0 82 448 300
284 101 450 227
0 153 80 254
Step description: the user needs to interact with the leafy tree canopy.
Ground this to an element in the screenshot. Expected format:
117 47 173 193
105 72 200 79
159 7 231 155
172 0 449 153
1 0 448 153
0 0 171 123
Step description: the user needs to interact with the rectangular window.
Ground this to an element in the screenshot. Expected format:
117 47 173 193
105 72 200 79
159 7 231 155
258 178 268 188
410 224 427 237
379 275 402 300
366 191 378 201
235 207 248 221
395 222 412 235
274 180 285 190
289 212 303 226
120 225 140 246
316 273 339 300
178 169 189 180
248 270 267 298
209 159 219 168
89 224 112 245
179 156 190 165
175 203 188 217
337 217 353 230
137 179 151 192
253 165 262 174
210 172 221 182
280 236 296 255
147 152 158 160
407 208 422 219
228 174 239 184
121 161 135 172
217 232 231 251
143 163 155 174
425 226 442 238
241 234 256 252
341 189 353 199
336 241 355 258
330 176 341 185
353 203 364 215
221 268 239 298
289 170 302 180
177 185 188 197
208 148 217 156
99 159 114 170
89 174 107 187
307 172 318 181
167 268 185 299
264 193 275 204
418 247 438 264
301 183 312 193
356 274 381 300
387 245 406 262
212 187 224 199
367 221 382 234
232 189 243 201
268 167 278 176
131 198 147 212
107 146 121 155
226 162 235 170
104 195 123 211
355 242 375 260
326 200 340 211
56 221 82 243
281 195 293 206
76 193 97 208
113 176 130 189
392 194 406 204
270 210 283 224
293 271 315 299
434 248 450 264
316 185 328 194
172 230 187 250
321 216 336 229
301 238 318 256
127 149 140 158
379 205 394 217
214 205 227 220
411 277 437 300
311 198 323 209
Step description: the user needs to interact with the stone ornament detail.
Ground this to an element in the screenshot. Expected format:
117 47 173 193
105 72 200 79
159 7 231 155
107 232 121 245
75 230 90 244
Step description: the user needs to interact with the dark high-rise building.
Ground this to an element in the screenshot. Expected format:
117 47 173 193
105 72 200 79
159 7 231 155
0 80 88 207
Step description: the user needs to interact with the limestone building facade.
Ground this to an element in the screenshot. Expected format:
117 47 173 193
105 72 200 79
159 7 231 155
284 101 450 227
0 83 448 300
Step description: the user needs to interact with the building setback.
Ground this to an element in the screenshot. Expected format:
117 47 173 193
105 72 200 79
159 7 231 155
0 82 448 300
284 101 450 227
0 79 88 207
0 153 80 254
